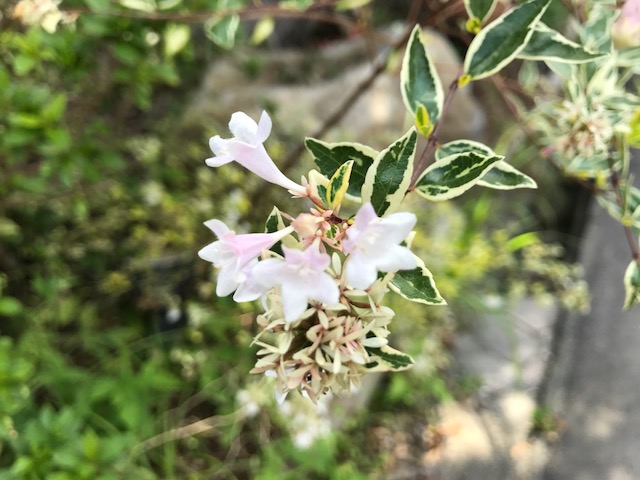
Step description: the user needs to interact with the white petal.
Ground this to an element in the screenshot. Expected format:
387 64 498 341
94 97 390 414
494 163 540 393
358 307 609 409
252 259 287 289
375 245 417 272
229 111 258 144
198 242 220 263
312 274 340 306
281 281 310 322
345 255 379 290
256 110 272 143
216 267 238 297
206 155 234 167
380 212 417 243
203 219 230 237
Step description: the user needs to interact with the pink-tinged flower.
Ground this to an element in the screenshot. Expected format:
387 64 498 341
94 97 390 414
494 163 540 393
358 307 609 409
252 242 340 322
198 219 293 301
613 0 640 48
206 111 306 194
342 203 417 290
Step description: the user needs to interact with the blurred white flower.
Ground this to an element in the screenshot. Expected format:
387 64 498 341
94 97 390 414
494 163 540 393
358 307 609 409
12 0 75 33
613 0 640 48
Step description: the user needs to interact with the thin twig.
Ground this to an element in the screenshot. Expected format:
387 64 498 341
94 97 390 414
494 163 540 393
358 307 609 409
134 411 239 453
277 23 416 175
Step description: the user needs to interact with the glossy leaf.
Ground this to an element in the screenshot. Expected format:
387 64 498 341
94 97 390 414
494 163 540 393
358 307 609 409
477 162 537 190
365 345 414 372
464 0 497 23
518 23 606 63
327 160 353 209
463 0 550 80
305 138 377 198
435 139 493 160
361 128 417 216
415 151 503 201
401 26 444 125
264 207 285 255
623 260 640 310
389 257 445 305
436 139 536 190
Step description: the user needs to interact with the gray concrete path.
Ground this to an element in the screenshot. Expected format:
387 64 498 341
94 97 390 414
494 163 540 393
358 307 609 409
543 152 640 480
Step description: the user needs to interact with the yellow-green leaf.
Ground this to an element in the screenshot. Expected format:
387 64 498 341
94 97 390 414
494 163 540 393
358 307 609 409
464 0 497 24
623 260 640 310
327 160 353 210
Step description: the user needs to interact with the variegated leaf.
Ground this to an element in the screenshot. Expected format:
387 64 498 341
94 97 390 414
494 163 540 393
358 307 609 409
365 345 415 372
463 0 550 81
415 151 503 201
361 128 417 216
435 139 493 161
265 206 286 255
327 160 353 209
464 0 497 23
389 257 446 305
401 26 444 126
477 161 537 190
623 260 640 310
435 140 536 190
518 23 606 63
305 138 377 198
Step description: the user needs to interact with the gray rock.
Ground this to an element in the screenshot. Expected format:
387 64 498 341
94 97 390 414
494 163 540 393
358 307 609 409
186 27 486 151
542 149 640 480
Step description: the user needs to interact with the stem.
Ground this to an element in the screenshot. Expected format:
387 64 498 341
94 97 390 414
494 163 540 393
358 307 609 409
409 74 460 188
606 154 640 265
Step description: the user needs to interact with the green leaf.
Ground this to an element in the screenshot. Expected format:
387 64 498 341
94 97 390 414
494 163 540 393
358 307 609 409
463 0 550 80
389 258 446 305
435 139 493 161
437 139 537 190
265 207 285 255
464 0 497 23
279 0 313 9
119 0 155 11
305 138 377 198
415 151 503 201
361 128 417 216
0 297 23 316
42 93 67 123
623 260 640 310
336 0 372 10
365 345 414 372
327 160 353 209
13 54 37 76
518 23 606 63
163 23 191 57
477 161 537 190
401 26 444 125
204 14 240 50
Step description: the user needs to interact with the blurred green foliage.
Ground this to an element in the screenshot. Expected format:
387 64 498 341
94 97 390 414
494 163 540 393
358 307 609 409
0 1 588 478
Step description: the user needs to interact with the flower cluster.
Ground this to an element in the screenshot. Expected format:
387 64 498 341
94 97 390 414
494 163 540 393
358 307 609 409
199 111 419 402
